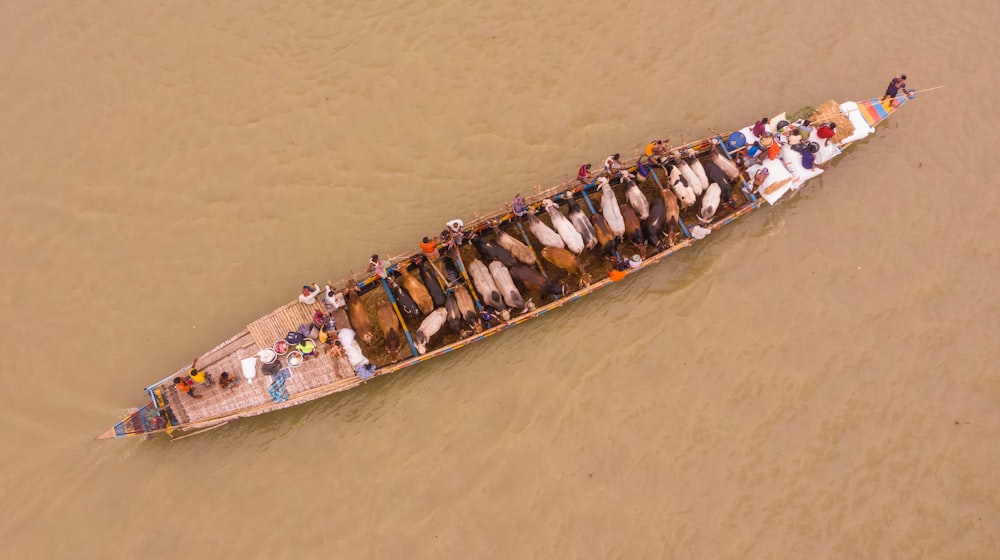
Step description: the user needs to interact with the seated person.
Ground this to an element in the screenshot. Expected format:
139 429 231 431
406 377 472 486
296 338 316 357
817 122 837 146
480 307 499 326
323 285 346 311
365 256 387 279
173 377 201 399
313 310 327 329
219 371 240 390
800 147 818 170
750 168 770 193
608 265 628 282
512 194 528 218
261 359 282 376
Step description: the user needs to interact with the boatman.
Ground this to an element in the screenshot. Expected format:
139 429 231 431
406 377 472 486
881 74 912 104
577 163 593 185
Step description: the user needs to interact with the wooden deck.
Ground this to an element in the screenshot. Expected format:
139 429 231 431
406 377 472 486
157 300 357 430
246 299 326 350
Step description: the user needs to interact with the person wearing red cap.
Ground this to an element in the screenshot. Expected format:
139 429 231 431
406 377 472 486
298 283 320 305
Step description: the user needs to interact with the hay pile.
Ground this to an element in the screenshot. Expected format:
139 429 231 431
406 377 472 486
808 100 854 144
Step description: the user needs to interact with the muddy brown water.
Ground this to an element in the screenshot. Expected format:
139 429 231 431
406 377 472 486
1 1 999 558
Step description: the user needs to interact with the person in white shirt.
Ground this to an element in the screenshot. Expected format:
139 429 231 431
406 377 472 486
298 284 320 305
603 153 622 179
445 219 465 246
323 284 346 310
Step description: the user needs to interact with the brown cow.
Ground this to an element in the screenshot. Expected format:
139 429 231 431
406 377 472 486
541 247 592 287
397 265 434 314
619 203 647 259
452 283 479 326
509 264 568 299
375 300 401 362
662 188 681 247
591 213 617 258
345 285 374 344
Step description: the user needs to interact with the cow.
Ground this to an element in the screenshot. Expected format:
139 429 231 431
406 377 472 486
387 276 420 317
397 266 434 314
375 300 401 361
526 210 565 249
509 264 568 300
491 222 536 265
345 284 374 344
542 199 585 254
591 213 618 258
620 203 647 259
418 259 446 307
488 261 527 310
541 246 592 287
414 308 448 355
563 191 598 249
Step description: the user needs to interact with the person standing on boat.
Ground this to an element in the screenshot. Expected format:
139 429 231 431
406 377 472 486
298 284 321 305
420 236 440 262
577 163 593 185
188 358 212 387
881 74 912 103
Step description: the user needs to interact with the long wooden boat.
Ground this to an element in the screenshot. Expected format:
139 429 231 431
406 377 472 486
99 92 918 440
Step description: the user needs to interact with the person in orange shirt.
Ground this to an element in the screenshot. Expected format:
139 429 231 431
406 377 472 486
608 261 629 282
420 236 440 261
173 377 202 399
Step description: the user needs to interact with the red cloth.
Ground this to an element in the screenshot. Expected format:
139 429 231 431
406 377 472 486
817 126 835 140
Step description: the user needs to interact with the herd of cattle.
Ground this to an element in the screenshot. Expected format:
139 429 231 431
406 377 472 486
341 141 744 362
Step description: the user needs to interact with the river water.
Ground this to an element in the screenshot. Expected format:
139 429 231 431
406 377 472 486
1 1 998 558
